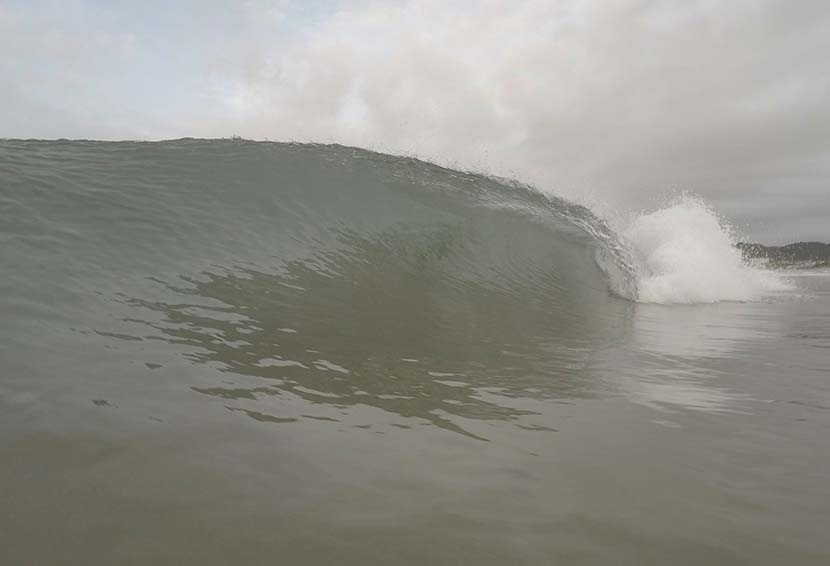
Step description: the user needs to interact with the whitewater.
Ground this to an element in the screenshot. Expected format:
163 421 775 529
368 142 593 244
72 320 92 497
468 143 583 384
1 139 827 566
622 197 792 304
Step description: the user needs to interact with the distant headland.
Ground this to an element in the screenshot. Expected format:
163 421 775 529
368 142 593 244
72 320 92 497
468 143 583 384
737 241 830 269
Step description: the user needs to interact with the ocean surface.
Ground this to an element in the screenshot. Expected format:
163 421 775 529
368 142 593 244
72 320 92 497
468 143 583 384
1 139 828 565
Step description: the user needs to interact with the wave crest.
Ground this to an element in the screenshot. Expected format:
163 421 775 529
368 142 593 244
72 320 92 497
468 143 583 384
623 197 790 304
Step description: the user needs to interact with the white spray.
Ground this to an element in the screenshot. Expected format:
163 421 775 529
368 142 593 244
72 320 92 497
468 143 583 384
623 197 791 304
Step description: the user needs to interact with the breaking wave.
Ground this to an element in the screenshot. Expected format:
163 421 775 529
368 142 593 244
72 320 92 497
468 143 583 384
624 197 791 304
0 138 796 434
0 139 789 320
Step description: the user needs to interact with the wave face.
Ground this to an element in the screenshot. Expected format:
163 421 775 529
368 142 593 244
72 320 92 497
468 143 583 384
0 139 641 305
0 139 647 433
0 139 791 432
0 138 636 288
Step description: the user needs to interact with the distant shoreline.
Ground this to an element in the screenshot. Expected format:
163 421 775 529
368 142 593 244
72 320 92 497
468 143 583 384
737 241 830 269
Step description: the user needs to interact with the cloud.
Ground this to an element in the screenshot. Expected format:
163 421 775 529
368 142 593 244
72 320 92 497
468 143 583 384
192 0 830 240
0 0 148 139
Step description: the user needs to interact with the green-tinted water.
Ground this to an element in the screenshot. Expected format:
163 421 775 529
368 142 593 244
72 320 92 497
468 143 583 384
1 140 828 564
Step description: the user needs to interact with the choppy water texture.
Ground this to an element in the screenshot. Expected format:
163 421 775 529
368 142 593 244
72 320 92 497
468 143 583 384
1 139 828 565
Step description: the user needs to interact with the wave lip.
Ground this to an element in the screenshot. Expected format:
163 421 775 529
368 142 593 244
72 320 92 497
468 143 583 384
624 197 791 304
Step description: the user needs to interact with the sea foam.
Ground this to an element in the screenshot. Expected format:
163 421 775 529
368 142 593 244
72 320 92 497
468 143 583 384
624 197 790 304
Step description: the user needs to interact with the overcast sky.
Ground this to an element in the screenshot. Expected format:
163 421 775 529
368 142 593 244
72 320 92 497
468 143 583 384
1 0 828 243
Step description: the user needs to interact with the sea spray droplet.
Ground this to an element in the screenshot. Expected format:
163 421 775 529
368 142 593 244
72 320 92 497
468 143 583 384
624 196 791 304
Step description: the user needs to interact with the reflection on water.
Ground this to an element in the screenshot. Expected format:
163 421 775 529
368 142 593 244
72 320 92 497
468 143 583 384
116 227 632 437
101 221 788 430
633 303 771 358
103 227 785 428
602 302 777 414
615 363 752 415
